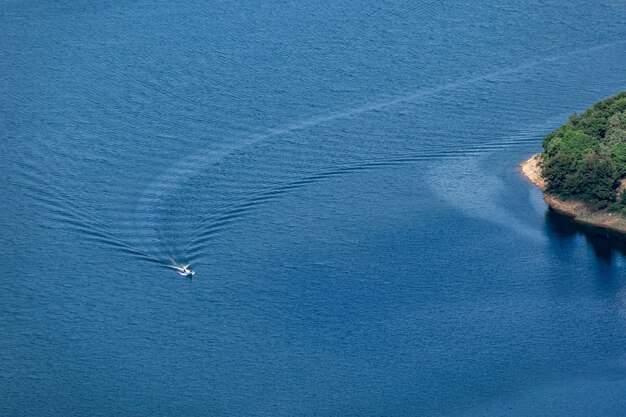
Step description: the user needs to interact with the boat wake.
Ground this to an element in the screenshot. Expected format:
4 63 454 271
135 39 626 262
18 39 626 274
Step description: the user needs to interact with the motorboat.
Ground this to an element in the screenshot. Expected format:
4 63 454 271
174 264 195 277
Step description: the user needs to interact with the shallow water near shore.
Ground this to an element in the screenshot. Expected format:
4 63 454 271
2 1 626 415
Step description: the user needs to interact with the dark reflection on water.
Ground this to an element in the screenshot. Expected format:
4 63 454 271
545 208 626 263
545 208 626 294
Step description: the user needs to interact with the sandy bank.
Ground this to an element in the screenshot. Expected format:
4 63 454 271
520 153 547 191
521 153 626 236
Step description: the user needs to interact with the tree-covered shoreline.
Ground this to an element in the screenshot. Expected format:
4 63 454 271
541 92 626 211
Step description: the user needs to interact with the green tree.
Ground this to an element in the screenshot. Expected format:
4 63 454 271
541 92 626 208
610 141 626 176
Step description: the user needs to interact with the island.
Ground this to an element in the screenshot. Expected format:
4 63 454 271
521 91 626 236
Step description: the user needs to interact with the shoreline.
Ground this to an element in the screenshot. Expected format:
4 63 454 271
521 153 626 238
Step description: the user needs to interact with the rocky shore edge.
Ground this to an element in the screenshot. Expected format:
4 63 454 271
521 153 626 236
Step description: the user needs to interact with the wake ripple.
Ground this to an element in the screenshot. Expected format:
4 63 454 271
19 40 626 272
185 132 543 259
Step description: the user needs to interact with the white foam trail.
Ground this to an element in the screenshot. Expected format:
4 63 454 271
136 40 625 261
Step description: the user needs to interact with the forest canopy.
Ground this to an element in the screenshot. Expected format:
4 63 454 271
541 91 626 210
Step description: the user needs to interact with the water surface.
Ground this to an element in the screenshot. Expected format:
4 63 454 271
2 1 626 415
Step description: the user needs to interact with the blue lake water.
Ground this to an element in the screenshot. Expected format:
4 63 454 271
2 1 626 415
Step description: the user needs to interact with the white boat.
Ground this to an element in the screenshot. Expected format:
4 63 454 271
174 264 195 277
